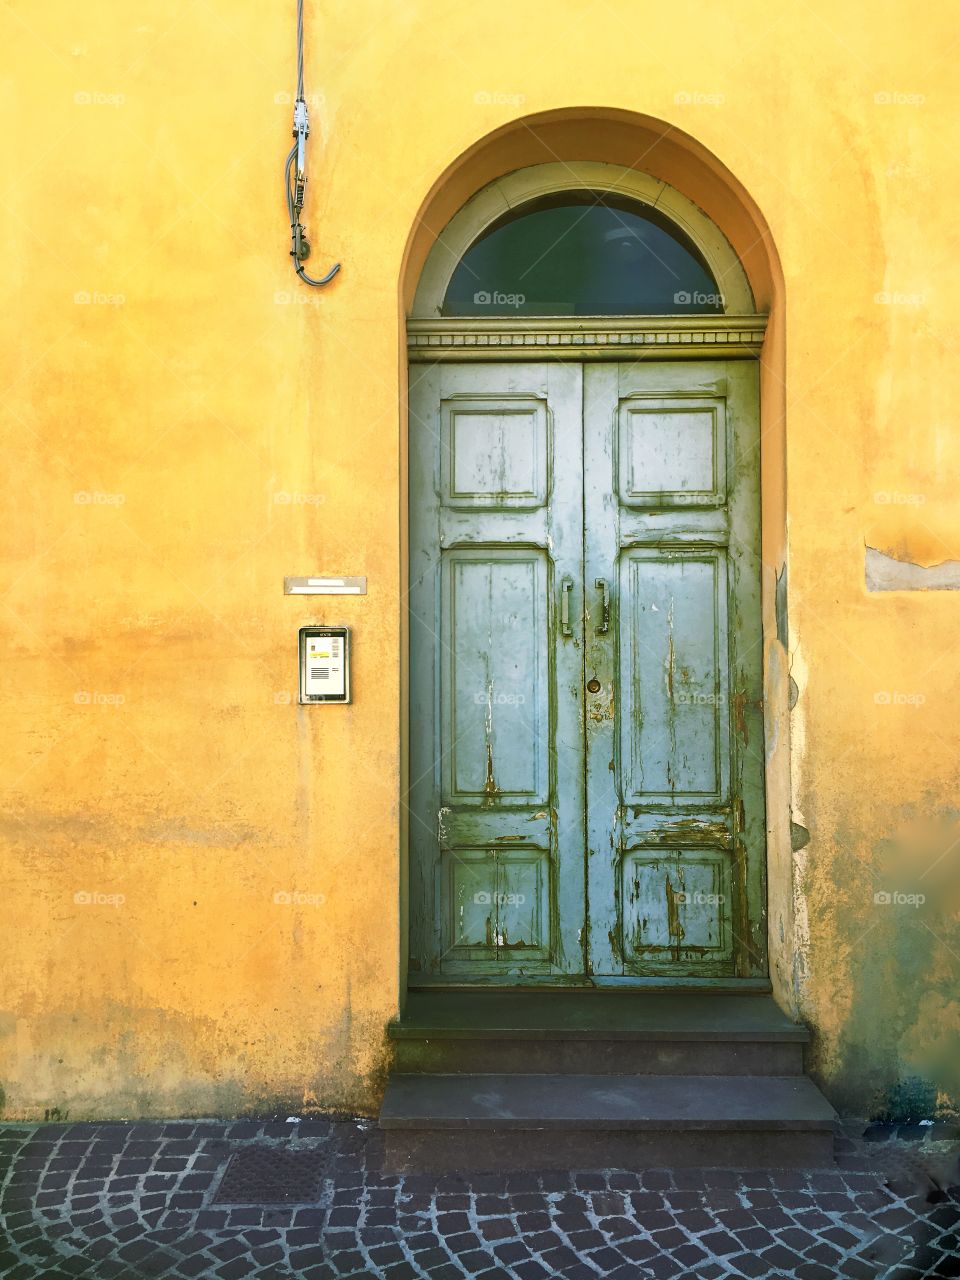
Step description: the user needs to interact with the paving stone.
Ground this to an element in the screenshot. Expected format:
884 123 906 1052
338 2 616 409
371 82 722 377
494 1239 531 1263
794 1207 835 1230
209 1237 248 1261
553 1211 592 1233
840 1259 888 1279
597 1214 637 1240
729 1253 776 1278
629 1190 666 1211
735 1224 776 1250
716 1207 757 1230
572 1172 607 1190
478 1217 516 1241
650 1226 687 1249
806 1241 843 1265
566 1228 606 1251
380 1265 421 1280
671 1241 708 1264
446 1230 482 1251
620 1237 659 1262
631 1208 676 1233
760 1242 806 1269
822 1224 861 1248
698 1229 742 1255
176 1254 218 1277
752 1205 794 1227
644 1256 685 1278
778 1224 820 1251
872 1205 917 1230
674 1207 714 1231
515 1210 552 1233
513 1262 552 1280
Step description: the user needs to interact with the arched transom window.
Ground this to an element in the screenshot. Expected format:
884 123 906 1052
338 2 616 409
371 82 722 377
442 191 724 317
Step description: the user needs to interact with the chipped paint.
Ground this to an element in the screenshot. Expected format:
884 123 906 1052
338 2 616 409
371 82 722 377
865 546 960 592
586 685 615 726
665 873 685 943
437 807 452 845
731 689 749 746
483 742 500 797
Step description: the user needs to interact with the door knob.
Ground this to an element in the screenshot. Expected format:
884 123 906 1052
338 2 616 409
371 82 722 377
587 677 601 693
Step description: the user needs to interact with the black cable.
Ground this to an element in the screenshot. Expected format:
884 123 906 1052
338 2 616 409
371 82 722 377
285 142 297 224
286 0 340 287
296 0 304 98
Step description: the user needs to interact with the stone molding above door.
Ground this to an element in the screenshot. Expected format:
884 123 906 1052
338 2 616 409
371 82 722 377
407 315 768 362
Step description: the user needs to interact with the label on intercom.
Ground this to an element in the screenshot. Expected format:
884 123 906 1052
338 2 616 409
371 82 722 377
299 626 350 703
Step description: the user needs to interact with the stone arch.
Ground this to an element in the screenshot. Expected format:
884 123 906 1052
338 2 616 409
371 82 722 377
411 161 756 317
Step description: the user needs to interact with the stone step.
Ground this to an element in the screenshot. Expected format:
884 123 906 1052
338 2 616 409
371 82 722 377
380 1072 837 1172
390 992 808 1075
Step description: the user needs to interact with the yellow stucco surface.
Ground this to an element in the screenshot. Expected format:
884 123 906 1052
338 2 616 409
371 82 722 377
1 0 958 1118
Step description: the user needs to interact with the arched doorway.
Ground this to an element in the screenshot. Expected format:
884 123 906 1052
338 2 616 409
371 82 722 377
405 155 774 990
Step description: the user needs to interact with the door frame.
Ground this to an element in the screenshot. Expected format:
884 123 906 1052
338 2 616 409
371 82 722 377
401 158 782 999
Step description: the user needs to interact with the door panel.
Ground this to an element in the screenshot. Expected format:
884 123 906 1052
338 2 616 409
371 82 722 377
443 549 548 802
584 361 766 979
617 398 726 507
618 550 729 804
441 398 549 509
408 363 586 979
622 847 732 965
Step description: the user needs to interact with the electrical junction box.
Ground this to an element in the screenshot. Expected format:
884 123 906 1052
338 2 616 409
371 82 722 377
299 626 350 703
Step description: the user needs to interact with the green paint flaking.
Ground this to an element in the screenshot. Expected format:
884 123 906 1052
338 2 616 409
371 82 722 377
791 821 811 852
775 563 788 647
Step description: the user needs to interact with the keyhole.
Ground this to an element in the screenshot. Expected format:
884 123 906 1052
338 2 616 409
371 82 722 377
587 678 601 693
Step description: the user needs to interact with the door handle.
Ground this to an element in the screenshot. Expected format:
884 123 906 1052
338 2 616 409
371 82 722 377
560 576 574 638
595 578 610 634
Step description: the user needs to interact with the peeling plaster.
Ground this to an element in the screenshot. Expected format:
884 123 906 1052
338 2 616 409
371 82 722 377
788 640 811 1009
866 546 960 592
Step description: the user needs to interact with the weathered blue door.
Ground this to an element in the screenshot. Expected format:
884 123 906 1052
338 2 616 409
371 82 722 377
408 360 764 983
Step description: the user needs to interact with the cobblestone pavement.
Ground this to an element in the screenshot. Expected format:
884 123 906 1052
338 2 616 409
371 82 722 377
1 1118 958 1279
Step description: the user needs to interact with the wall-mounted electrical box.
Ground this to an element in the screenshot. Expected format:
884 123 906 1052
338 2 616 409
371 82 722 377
299 626 350 704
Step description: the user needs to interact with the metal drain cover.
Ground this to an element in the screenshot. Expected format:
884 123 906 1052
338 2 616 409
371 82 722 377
213 1147 330 1204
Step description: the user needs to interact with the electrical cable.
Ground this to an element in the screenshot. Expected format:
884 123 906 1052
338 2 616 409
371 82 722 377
285 0 340 287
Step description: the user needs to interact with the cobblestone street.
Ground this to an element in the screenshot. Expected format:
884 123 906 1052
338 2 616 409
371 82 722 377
0 1118 957 1279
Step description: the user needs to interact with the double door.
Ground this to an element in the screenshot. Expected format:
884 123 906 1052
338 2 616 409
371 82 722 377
408 359 765 982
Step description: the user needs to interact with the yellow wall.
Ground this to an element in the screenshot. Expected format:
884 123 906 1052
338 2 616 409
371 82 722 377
1 0 957 1119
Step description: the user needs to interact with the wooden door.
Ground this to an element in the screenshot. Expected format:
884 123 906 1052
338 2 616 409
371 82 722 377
408 362 586 980
408 359 765 984
583 361 766 978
